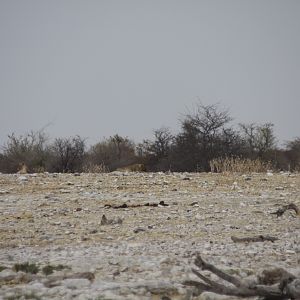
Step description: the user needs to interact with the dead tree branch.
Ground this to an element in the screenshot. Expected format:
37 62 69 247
231 235 278 243
271 203 300 217
184 254 300 299
104 200 168 209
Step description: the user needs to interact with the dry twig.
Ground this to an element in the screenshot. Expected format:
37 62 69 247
104 201 168 209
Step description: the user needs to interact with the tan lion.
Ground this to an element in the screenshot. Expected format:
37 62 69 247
116 163 146 172
17 162 28 174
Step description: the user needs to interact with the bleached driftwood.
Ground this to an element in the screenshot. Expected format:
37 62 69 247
231 235 278 243
271 203 300 217
184 254 300 299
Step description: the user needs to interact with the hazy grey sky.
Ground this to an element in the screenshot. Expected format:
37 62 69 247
1 0 299 146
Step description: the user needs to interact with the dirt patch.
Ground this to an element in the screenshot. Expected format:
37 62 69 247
0 172 299 299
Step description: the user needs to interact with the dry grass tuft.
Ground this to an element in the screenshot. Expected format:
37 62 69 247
82 163 109 173
210 157 272 173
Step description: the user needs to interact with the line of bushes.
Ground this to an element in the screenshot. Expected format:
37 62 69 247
0 103 299 173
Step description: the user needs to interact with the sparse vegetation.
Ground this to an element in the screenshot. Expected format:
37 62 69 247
0 265 7 272
210 157 273 173
0 103 299 173
42 264 70 275
48 135 86 173
82 162 110 173
86 134 138 171
0 131 49 173
13 262 39 274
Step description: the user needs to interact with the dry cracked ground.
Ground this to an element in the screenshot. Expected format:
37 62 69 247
0 171 299 300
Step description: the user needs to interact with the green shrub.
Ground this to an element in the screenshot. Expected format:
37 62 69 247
42 264 70 275
0 265 7 272
13 262 39 274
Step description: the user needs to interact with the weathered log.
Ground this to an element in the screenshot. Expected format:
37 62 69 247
184 254 300 299
271 203 300 217
258 268 295 285
104 200 168 209
231 235 278 243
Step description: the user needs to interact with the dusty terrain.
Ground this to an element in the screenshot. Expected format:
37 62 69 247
0 171 299 299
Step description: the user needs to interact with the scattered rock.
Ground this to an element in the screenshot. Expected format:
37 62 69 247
18 175 28 182
0 190 9 194
0 172 299 299
100 214 123 225
62 278 91 289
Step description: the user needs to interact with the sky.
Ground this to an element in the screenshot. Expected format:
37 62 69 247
0 0 299 147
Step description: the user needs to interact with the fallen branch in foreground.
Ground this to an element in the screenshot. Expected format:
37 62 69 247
184 254 300 299
104 200 169 209
231 235 278 243
271 203 300 217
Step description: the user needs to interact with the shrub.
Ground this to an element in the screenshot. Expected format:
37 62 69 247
47 135 86 172
87 135 138 171
13 262 39 274
42 264 70 275
0 265 7 272
0 131 49 173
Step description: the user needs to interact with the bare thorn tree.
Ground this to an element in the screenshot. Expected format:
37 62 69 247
143 127 174 158
49 135 86 173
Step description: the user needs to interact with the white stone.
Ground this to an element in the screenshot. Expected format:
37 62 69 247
62 278 91 289
0 269 15 278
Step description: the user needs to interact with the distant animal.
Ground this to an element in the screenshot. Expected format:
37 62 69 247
17 163 28 174
116 163 146 172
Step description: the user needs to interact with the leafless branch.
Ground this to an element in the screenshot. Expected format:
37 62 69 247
271 203 300 217
184 254 300 299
